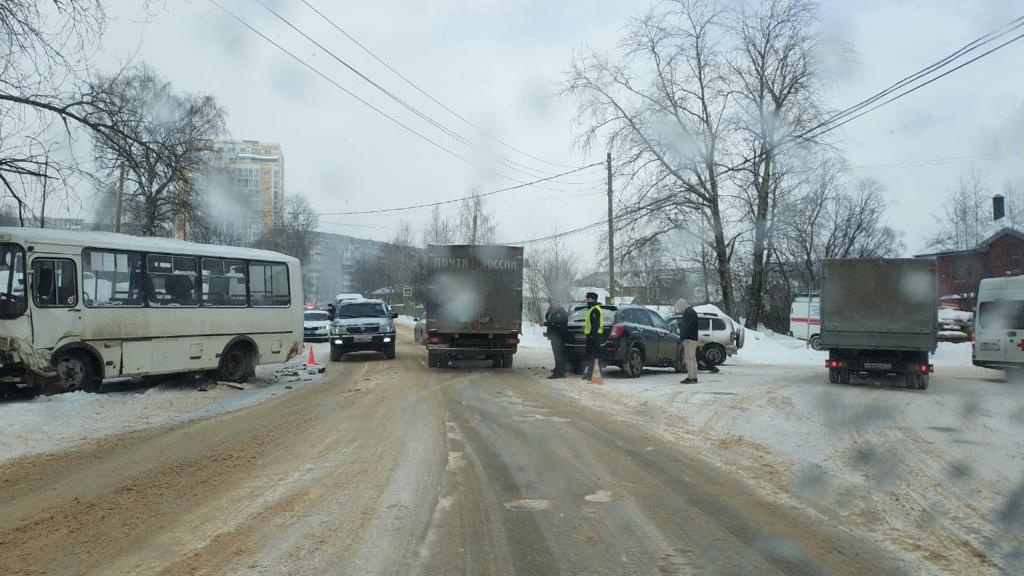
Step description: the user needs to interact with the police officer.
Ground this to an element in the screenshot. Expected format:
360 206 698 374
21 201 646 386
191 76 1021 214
543 298 569 379
582 291 604 381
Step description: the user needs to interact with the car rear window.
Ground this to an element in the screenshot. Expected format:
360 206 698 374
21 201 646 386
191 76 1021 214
978 301 1024 330
569 307 616 324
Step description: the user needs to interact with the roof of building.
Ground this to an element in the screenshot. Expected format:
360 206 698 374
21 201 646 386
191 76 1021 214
914 227 1024 258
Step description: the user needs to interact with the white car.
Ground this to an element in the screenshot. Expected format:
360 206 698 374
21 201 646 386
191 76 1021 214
303 309 332 342
665 307 745 365
414 317 427 344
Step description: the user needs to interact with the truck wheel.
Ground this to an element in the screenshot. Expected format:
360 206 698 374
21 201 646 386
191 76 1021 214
383 343 396 360
829 368 840 384
839 369 851 385
428 352 438 368
622 345 644 378
809 335 823 351
704 344 727 366
501 353 513 368
918 374 929 390
330 344 342 362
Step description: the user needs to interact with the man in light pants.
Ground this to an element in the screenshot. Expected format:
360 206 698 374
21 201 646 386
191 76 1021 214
675 298 699 384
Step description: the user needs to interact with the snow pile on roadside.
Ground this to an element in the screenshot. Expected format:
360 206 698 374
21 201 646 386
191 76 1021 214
939 308 973 323
734 330 825 366
0 345 329 464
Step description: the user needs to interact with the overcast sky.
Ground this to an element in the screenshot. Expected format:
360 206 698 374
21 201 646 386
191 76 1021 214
93 0 1023 262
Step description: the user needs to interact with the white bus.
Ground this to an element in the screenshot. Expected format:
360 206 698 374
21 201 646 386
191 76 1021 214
0 227 303 395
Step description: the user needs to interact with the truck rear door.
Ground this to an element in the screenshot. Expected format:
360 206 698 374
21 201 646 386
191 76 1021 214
977 299 1024 366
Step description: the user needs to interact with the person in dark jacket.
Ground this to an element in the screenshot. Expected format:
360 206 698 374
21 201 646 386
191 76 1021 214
675 298 700 384
543 298 569 379
582 292 604 381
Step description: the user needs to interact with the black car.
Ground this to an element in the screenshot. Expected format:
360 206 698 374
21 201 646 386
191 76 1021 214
564 304 684 378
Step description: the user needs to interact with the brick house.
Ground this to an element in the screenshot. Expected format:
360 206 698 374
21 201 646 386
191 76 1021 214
914 227 1024 309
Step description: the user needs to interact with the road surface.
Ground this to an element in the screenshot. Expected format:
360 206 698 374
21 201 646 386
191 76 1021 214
1 335 908 575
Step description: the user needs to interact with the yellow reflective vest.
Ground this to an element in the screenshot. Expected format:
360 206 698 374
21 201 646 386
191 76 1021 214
583 304 604 336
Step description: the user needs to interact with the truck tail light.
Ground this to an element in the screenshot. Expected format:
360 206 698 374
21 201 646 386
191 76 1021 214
607 325 625 340
427 336 443 345
918 364 934 374
826 360 845 369
504 337 520 346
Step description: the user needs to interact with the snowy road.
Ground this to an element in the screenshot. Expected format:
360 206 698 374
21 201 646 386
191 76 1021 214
0 330 1020 575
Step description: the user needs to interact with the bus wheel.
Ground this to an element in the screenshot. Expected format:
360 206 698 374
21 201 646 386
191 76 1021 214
218 344 253 383
51 351 100 394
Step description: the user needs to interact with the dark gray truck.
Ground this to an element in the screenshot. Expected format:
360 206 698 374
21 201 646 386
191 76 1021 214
425 245 523 368
820 259 938 389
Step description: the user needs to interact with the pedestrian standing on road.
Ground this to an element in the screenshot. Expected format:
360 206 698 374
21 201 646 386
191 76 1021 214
327 302 336 321
543 298 569 379
675 298 700 384
582 292 605 381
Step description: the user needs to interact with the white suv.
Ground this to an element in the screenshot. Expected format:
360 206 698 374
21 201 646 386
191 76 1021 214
665 308 745 365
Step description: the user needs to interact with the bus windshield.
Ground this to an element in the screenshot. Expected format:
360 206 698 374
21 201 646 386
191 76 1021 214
0 244 26 318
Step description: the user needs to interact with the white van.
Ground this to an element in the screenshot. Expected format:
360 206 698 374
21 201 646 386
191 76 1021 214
973 276 1024 370
789 295 822 350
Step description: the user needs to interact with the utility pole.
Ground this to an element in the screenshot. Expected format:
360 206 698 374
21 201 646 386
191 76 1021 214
607 151 615 304
115 163 126 233
471 212 478 244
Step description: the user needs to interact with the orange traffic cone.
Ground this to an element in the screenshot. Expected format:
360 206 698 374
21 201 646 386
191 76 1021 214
591 358 603 385
307 344 317 366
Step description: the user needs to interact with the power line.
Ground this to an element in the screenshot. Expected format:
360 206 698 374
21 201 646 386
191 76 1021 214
299 0 579 171
850 154 994 171
799 30 1024 142
795 15 1024 144
251 162 602 217
205 0 472 164
252 0 585 185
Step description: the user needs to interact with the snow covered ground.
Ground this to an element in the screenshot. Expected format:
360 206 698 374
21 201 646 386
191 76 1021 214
512 331 1022 574
0 341 330 464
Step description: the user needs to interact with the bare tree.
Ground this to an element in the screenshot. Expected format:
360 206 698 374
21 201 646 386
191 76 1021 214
89 64 226 236
777 165 903 292
455 191 496 244
925 169 1014 252
254 194 320 293
422 205 456 245
563 0 739 314
524 237 580 322
730 0 825 329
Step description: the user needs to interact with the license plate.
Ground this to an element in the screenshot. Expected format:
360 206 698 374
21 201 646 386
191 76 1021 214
978 342 1001 351
354 335 373 342
864 362 891 370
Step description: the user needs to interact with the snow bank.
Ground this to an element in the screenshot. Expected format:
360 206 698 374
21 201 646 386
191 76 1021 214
0 341 330 464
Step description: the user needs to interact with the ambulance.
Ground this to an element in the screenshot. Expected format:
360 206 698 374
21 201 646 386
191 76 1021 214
973 276 1024 371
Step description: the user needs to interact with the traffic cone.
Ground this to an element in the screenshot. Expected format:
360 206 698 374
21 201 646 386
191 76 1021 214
591 357 603 385
307 344 317 366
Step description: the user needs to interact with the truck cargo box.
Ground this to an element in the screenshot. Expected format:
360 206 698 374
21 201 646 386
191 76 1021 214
820 259 938 353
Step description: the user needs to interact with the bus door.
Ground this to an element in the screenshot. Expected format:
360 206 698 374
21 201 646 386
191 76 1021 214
29 257 83 350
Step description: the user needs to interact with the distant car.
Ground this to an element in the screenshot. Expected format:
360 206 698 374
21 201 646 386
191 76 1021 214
303 309 331 342
789 295 822 350
665 309 745 365
330 298 398 361
564 304 683 378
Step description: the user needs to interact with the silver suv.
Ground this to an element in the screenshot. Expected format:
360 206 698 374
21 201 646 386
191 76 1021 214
665 309 745 365
329 299 398 361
